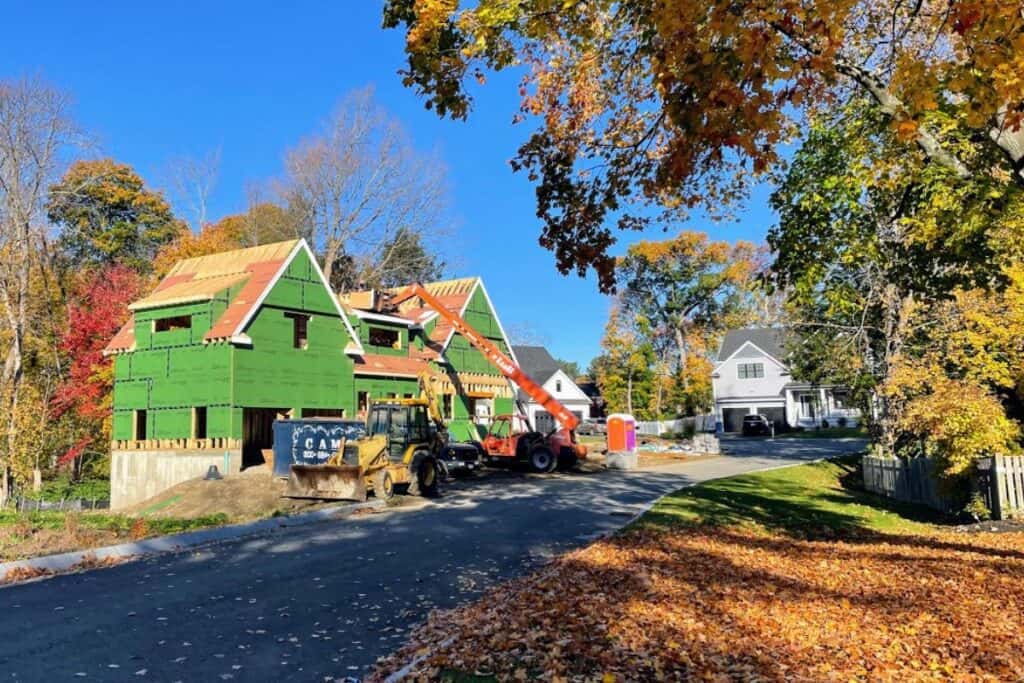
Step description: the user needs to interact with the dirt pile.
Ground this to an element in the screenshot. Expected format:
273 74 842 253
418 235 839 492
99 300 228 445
125 467 332 520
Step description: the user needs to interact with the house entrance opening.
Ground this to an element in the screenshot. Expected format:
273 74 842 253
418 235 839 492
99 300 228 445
243 407 288 468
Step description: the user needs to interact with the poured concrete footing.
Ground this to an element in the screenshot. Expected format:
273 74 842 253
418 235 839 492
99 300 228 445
111 448 243 510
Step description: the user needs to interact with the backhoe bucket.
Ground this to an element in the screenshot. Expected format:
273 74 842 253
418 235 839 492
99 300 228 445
285 464 367 501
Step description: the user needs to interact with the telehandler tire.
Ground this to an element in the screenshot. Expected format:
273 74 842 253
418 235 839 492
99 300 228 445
528 446 555 473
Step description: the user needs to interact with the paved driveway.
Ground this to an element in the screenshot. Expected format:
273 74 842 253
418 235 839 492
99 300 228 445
0 438 864 681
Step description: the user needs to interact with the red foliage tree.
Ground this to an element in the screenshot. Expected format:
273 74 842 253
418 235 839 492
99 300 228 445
52 265 145 464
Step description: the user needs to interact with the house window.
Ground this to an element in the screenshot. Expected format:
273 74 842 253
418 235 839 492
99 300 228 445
193 407 207 439
737 362 764 379
442 394 453 420
357 391 369 413
369 327 400 349
404 393 414 399
556 380 563 393
134 410 147 440
284 312 309 349
153 315 191 332
833 391 848 409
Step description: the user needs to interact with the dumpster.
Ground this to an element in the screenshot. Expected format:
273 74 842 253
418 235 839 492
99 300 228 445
271 419 366 478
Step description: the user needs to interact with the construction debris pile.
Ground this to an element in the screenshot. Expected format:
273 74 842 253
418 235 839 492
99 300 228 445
637 434 720 456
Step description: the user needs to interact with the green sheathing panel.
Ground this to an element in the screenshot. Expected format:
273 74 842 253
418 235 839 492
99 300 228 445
111 248 358 441
132 297 231 350
441 285 514 442
443 287 513 373
232 247 356 417
354 376 419 402
111 337 234 440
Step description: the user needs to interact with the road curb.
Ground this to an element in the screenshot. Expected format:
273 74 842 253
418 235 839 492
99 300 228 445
0 499 385 587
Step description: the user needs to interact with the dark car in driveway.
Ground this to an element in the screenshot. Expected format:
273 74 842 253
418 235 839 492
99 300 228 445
741 414 772 436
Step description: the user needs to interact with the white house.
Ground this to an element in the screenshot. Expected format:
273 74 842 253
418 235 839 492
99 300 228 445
511 345 593 432
712 328 860 432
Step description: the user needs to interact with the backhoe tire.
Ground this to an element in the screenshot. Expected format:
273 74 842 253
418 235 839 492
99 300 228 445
372 470 394 501
528 446 555 473
408 455 440 498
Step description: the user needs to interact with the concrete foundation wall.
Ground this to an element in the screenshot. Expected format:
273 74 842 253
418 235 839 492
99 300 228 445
111 448 243 511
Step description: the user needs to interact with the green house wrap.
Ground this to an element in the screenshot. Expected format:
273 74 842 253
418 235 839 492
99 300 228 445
106 239 519 465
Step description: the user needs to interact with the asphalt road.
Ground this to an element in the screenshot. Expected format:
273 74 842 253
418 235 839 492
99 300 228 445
0 437 865 682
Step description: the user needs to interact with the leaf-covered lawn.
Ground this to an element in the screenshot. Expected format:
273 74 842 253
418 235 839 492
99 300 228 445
369 459 1024 682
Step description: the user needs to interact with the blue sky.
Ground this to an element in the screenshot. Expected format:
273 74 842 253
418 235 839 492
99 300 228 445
3 1 776 368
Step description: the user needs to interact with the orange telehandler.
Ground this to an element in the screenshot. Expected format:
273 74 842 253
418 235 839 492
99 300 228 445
391 284 588 473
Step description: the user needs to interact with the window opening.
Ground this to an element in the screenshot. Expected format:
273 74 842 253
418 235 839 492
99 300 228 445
154 315 191 332
284 312 310 349
369 327 400 349
193 406 207 439
134 410 148 440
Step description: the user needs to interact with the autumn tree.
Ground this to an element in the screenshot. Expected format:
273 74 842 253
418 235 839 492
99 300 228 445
0 78 80 503
769 99 1017 454
237 199 305 246
617 231 760 398
591 308 656 418
280 87 452 291
554 358 580 380
384 1 1024 290
51 265 145 476
152 214 247 279
47 158 183 271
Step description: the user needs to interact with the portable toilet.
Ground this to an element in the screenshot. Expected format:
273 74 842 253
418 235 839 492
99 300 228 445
606 413 638 469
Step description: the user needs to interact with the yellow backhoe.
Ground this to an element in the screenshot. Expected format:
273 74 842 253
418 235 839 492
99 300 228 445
285 371 481 501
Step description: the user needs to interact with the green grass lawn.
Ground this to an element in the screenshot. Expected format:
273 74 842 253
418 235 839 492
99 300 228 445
0 509 229 535
0 510 231 563
636 456 943 537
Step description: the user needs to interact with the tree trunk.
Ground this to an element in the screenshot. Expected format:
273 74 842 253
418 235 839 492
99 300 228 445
875 284 912 457
655 374 663 419
626 372 633 415
674 325 688 389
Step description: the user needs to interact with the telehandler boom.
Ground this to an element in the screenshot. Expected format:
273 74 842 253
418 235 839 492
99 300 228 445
391 284 587 471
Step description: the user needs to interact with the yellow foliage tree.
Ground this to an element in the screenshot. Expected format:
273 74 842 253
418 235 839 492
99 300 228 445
895 376 1019 480
152 216 247 279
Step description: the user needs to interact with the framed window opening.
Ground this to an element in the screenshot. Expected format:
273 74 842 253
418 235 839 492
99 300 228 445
284 312 310 349
133 410 148 440
193 406 207 439
153 315 192 332
369 326 401 349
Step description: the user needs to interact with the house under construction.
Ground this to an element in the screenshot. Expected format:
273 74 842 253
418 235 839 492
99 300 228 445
104 238 518 508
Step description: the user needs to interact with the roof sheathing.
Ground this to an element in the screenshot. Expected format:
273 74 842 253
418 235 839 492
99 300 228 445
104 239 366 356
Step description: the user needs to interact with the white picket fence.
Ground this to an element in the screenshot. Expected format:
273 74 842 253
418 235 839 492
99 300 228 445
635 415 715 436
